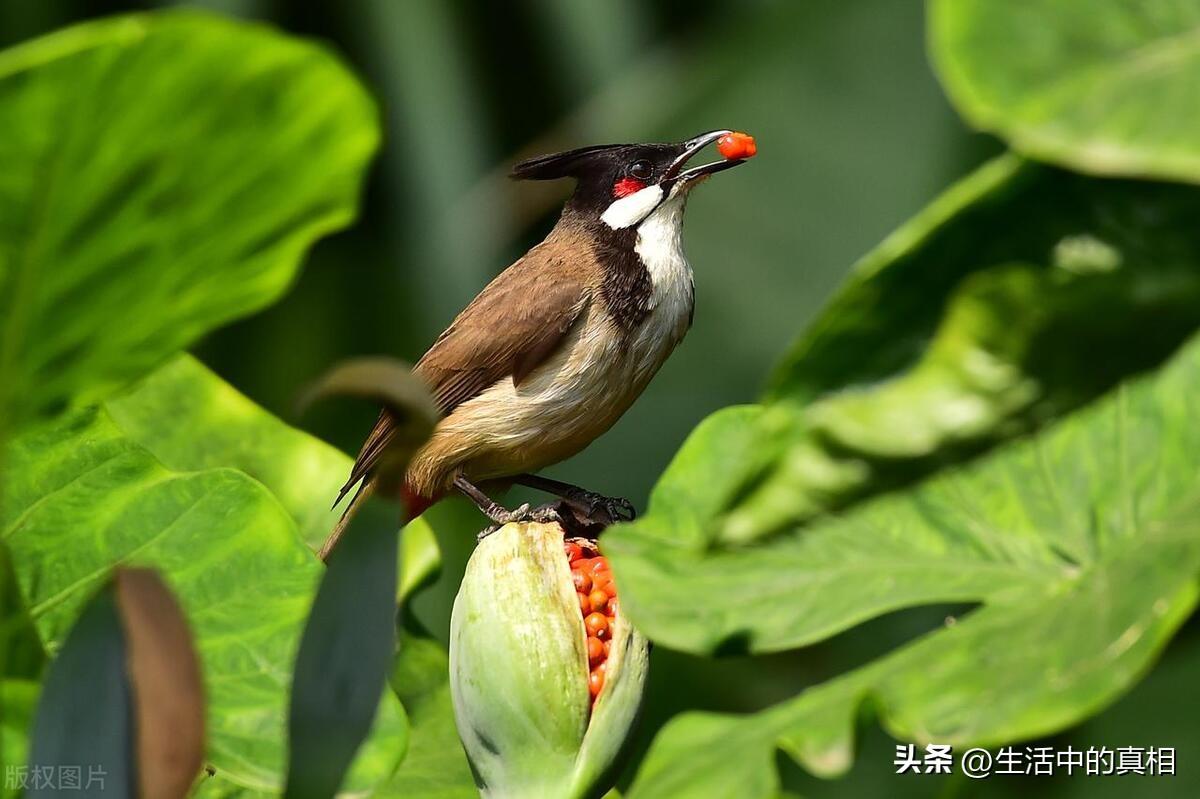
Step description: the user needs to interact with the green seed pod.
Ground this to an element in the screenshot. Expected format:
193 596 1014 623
450 522 649 799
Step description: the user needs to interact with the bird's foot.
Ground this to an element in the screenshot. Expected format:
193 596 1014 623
509 474 637 530
564 489 637 525
477 502 530 540
476 502 563 540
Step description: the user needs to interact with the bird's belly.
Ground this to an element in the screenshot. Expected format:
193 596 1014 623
412 306 687 490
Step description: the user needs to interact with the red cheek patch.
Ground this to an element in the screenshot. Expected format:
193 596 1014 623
613 177 646 198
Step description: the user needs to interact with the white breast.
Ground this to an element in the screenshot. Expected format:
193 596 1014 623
598 182 694 352
632 194 694 354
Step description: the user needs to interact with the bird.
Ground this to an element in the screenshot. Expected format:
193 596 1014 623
320 130 752 560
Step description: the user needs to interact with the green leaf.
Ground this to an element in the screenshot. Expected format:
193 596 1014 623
768 156 1200 417
0 539 44 682
285 515 402 799
1 362 405 793
621 332 1200 797
1 680 38 799
607 151 1200 794
28 584 135 799
378 632 476 799
611 156 1200 558
929 0 1200 183
105 354 350 549
0 10 378 429
102 352 445 590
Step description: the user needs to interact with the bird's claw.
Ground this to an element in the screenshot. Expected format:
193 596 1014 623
476 493 633 541
477 502 562 540
529 503 564 524
608 496 637 522
566 490 637 524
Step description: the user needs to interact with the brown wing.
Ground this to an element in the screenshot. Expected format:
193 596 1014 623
334 244 591 505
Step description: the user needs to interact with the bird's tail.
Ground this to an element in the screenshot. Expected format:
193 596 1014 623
318 479 440 562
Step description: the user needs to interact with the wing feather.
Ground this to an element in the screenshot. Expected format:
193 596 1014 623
336 245 590 503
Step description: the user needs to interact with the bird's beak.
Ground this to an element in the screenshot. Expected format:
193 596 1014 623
661 130 745 188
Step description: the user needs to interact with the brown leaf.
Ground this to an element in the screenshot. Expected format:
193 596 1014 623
114 568 205 799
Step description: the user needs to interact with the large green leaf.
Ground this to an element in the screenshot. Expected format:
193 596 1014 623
605 158 1200 631
0 360 406 793
622 331 1200 798
102 352 447 588
378 632 476 799
767 155 1200 421
105 354 350 549
930 0 1200 183
0 10 378 429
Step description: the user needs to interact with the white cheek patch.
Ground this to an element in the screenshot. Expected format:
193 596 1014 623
601 184 664 230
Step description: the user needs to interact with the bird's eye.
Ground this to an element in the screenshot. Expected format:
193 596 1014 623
629 160 653 180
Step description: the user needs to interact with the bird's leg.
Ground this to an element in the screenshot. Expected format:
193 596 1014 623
454 475 531 523
512 473 636 524
453 475 559 539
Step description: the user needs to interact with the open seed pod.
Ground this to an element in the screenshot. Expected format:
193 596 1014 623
450 522 649 799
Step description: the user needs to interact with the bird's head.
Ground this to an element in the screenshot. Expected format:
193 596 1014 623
511 130 751 230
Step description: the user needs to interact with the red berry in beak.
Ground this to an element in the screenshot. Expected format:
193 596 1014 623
717 131 757 160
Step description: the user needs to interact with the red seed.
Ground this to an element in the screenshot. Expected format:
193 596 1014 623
572 569 592 594
578 592 592 615
587 636 604 662
717 131 757 160
603 640 611 656
589 588 609 612
585 612 609 638
589 669 604 696
588 558 609 575
564 542 582 561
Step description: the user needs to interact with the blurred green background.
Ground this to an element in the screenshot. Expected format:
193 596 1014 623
0 0 998 501
5 1 1194 795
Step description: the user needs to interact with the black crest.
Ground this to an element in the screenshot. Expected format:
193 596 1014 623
511 140 688 218
509 144 630 182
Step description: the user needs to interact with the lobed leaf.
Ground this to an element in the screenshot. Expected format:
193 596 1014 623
930 0 1200 183
607 155 1200 789
104 355 350 550
1 360 406 794
607 159 1200 648
0 10 378 428
623 331 1200 797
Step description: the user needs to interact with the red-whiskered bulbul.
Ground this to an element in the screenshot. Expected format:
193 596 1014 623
321 130 751 559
